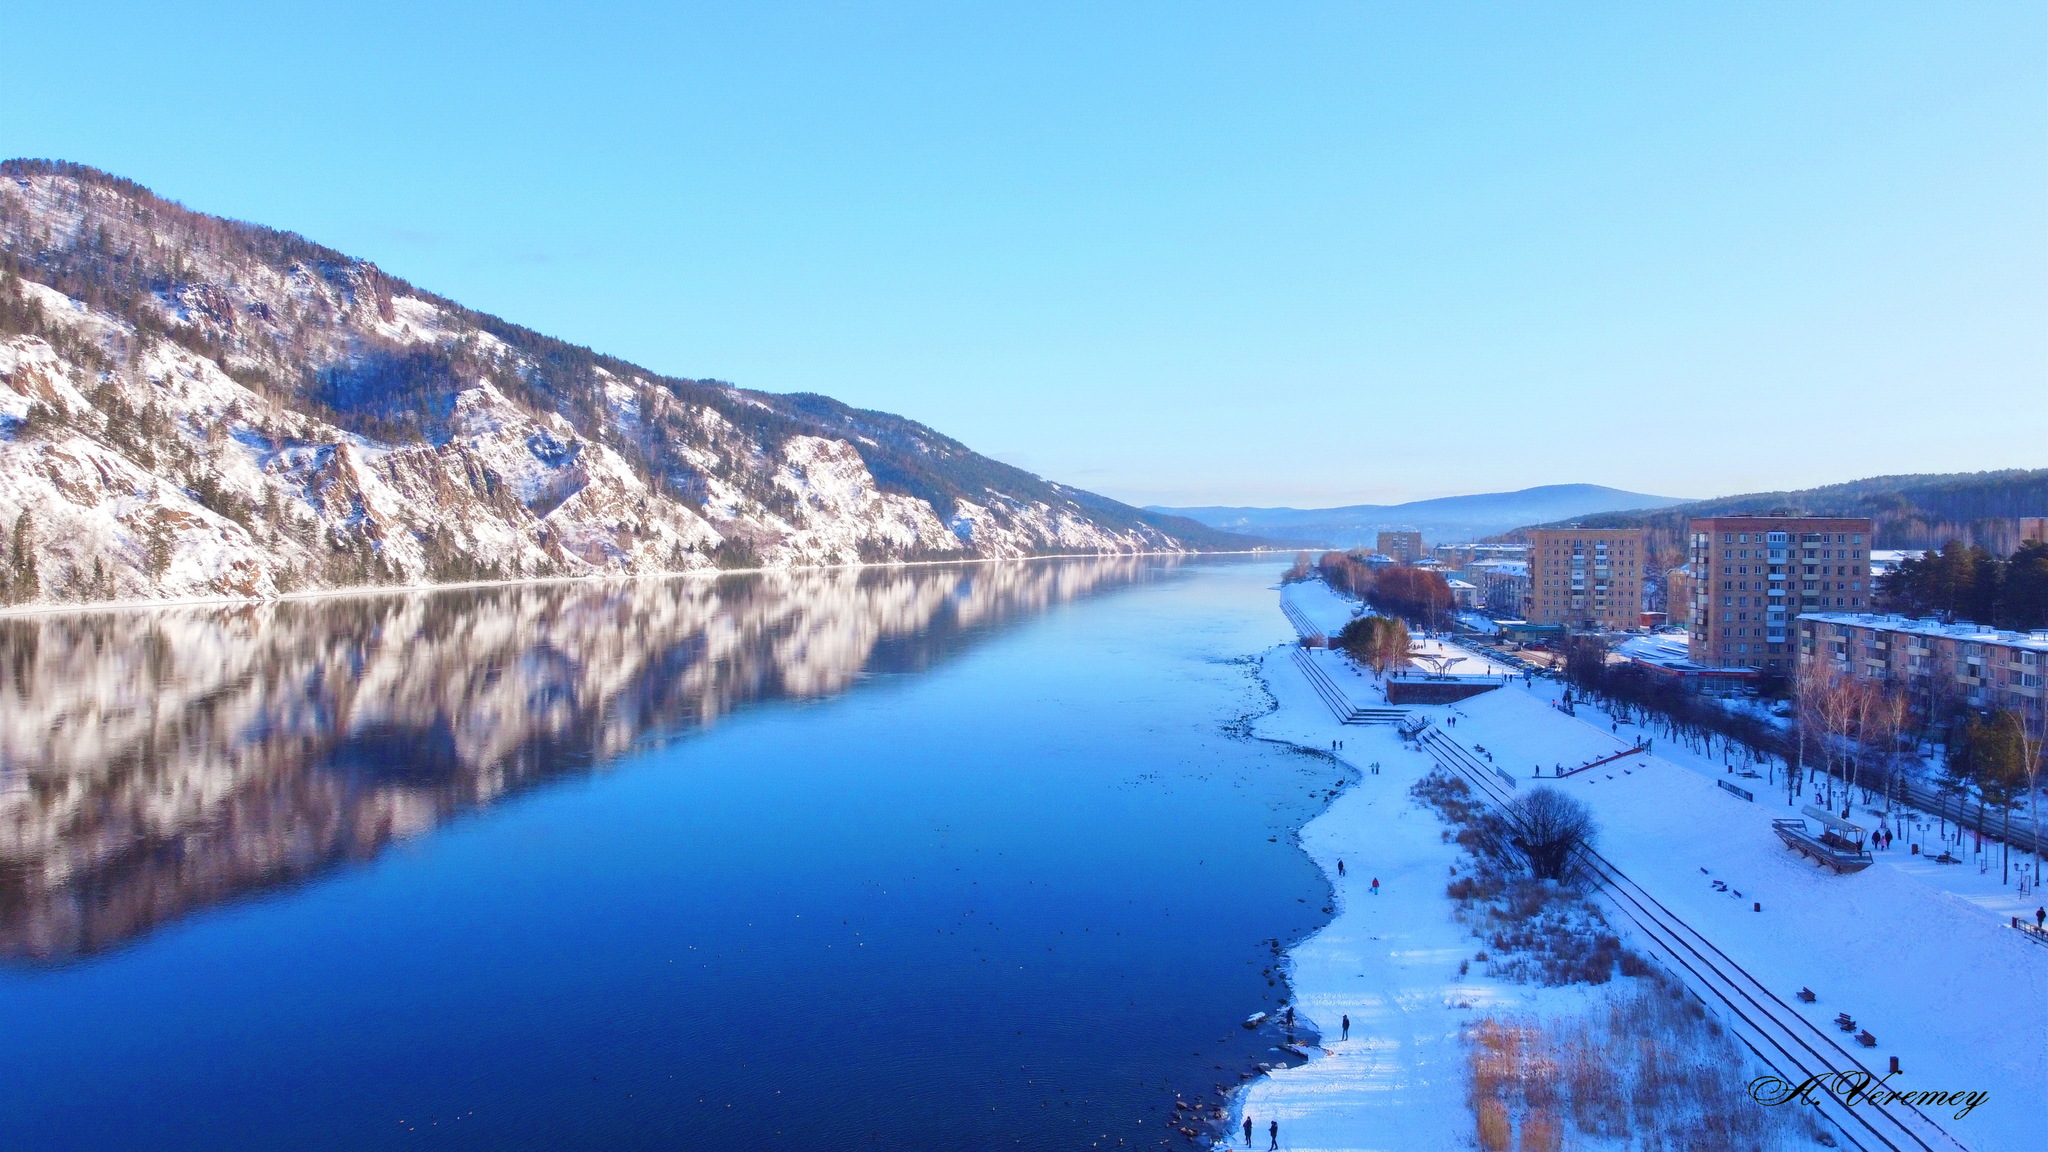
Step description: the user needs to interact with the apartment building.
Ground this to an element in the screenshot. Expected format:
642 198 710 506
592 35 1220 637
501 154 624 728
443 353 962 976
1527 528 1646 631
2023 517 2048 546
1471 559 1530 616
1798 613 2048 717
1432 542 1528 568
1665 565 1694 627
1686 517 1874 673
1376 531 1425 564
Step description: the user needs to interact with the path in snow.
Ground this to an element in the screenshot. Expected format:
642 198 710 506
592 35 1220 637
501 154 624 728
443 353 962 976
1236 644 1602 1152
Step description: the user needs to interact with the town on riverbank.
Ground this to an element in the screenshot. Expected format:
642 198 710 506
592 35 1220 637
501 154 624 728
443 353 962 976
1229 532 2047 1152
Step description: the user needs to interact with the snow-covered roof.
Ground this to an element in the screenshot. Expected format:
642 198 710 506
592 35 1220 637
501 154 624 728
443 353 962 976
1798 612 2048 654
1617 631 1756 674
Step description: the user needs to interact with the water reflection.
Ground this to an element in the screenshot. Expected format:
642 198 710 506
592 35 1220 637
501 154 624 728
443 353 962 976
0 557 1170 962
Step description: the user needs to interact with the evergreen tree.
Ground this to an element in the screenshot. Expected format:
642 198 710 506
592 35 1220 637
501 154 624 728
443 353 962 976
5 512 36 603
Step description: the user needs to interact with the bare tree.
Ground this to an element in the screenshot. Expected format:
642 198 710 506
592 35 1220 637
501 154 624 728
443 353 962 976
1999 705 2048 873
2015 701 2048 869
1510 787 1599 882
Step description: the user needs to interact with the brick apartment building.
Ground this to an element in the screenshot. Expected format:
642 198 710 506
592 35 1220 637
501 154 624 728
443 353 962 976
1527 528 1646 631
1686 516 1874 673
1376 530 1424 563
1798 613 2047 718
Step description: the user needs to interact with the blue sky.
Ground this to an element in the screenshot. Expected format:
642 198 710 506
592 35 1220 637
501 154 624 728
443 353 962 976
5 2 2043 506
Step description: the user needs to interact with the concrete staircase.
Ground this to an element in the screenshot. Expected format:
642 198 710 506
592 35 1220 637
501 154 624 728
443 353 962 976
1289 647 1409 725
1279 597 1326 646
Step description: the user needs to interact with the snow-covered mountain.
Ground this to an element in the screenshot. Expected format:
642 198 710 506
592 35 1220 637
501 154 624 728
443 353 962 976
0 161 1247 606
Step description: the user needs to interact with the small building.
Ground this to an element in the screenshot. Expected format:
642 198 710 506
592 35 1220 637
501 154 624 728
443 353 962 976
1445 578 1479 609
1500 621 1566 646
1617 632 1762 694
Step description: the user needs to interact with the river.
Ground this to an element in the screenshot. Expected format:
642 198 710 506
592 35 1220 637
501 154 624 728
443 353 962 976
0 555 1334 1150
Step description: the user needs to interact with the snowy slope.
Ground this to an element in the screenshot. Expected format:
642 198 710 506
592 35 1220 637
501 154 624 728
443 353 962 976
1438 685 2046 1152
0 162 1243 607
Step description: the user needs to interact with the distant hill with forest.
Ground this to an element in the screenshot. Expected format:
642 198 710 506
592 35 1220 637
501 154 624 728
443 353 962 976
1154 484 1688 548
1501 469 2048 574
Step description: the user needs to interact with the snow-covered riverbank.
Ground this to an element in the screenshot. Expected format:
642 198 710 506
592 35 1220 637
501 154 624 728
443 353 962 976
1238 581 2047 1151
1233 643 1605 1151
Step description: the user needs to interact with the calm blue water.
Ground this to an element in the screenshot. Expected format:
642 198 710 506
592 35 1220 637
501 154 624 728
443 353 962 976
0 556 1337 1150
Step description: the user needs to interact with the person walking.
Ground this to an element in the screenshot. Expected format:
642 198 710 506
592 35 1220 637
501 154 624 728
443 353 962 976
1341 1013 1350 1040
1337 859 1346 877
1370 877 1379 896
2035 906 2044 930
1268 1119 1279 1150
1243 1115 1253 1146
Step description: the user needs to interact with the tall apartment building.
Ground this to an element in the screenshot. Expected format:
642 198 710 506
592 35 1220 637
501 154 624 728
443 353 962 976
1686 517 1874 673
1376 531 1424 564
1798 613 2046 718
2022 517 2048 546
1527 528 1646 631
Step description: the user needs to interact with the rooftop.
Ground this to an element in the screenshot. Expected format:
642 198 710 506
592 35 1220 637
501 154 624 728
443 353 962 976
1798 612 2048 653
1615 632 1757 674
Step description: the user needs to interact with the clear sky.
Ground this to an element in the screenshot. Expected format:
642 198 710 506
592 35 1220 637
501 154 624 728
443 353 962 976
5 2 2044 507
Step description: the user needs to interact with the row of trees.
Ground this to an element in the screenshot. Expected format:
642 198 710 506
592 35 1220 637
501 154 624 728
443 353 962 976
1877 539 2048 631
1369 564 1455 628
1792 660 1911 811
1335 614 1414 675
1555 636 1789 763
1287 550 1458 632
1940 708 2048 881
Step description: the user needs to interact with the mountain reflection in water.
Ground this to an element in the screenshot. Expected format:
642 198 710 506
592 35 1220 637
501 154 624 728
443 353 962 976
0 557 1170 962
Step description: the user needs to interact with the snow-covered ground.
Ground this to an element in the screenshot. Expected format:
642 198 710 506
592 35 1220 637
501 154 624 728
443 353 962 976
1245 586 2044 1151
1239 644 1607 1152
1439 686 2047 1151
1531 681 2048 927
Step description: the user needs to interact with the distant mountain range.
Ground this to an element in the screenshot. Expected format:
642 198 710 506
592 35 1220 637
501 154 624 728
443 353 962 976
1153 484 1690 548
1510 469 2048 571
0 161 1257 607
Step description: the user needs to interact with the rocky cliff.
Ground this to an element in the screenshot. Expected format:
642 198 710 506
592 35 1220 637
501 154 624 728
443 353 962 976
0 161 1247 605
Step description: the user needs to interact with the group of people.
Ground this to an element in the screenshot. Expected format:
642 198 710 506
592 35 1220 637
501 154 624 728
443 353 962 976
1335 858 1379 894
